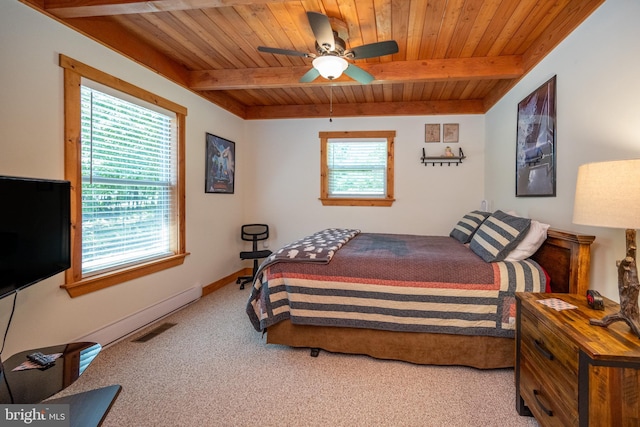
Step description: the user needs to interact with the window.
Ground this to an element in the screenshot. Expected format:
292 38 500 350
319 131 395 206
61 55 187 297
80 85 175 274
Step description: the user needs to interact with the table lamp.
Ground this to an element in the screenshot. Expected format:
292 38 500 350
573 159 640 338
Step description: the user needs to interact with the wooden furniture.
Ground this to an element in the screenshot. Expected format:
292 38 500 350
516 293 640 426
529 229 594 295
266 229 595 369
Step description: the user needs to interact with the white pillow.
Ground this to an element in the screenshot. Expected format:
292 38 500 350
504 220 550 261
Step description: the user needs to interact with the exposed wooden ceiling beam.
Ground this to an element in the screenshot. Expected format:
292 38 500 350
22 0 603 121
200 91 248 118
521 0 605 71
60 16 192 86
44 0 289 18
245 99 486 120
481 0 605 112
38 12 249 118
190 56 523 90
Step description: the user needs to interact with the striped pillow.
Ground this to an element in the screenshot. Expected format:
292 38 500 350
469 210 531 262
449 210 491 243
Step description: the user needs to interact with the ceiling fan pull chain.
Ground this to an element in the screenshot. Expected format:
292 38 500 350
329 85 333 122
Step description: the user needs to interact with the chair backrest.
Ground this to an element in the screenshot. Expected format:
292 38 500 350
241 224 269 242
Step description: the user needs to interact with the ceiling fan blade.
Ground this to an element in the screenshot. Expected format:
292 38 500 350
258 46 312 58
343 64 375 84
307 11 335 52
347 40 399 59
300 67 320 83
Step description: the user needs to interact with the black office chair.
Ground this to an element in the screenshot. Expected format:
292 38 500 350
236 224 272 289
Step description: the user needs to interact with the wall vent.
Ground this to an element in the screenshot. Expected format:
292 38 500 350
132 322 177 342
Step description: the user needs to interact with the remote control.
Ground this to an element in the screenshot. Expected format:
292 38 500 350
27 352 55 367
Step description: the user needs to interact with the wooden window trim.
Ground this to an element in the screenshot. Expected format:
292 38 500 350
60 54 188 298
319 130 395 207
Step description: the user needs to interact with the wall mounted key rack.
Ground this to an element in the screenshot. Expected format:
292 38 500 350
421 147 466 166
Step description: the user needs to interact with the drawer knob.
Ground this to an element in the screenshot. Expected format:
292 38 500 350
534 339 554 360
533 389 554 416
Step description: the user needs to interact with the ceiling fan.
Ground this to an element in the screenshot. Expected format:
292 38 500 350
258 11 398 84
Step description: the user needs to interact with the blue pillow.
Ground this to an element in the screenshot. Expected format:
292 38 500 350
469 210 531 262
449 210 491 243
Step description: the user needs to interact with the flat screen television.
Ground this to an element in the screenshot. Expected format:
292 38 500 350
0 175 71 300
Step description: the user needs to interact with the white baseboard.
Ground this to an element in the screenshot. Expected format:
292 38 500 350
74 285 202 348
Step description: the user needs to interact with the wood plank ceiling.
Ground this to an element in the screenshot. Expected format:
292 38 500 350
24 0 604 120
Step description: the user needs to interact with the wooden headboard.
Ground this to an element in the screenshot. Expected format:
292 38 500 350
530 229 595 296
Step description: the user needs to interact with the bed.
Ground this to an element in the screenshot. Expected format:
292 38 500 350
246 214 594 369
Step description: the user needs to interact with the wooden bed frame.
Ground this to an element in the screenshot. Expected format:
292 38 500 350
265 229 595 369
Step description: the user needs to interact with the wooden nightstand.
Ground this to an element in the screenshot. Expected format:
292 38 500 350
515 293 640 427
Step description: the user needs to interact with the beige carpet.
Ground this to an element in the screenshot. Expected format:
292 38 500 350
52 283 540 426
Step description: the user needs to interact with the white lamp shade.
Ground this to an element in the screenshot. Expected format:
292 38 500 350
312 56 348 80
573 159 640 229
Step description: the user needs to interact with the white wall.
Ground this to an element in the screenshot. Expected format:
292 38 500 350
485 0 640 301
245 115 485 247
0 1 247 357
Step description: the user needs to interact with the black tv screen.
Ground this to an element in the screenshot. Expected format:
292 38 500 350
0 176 71 299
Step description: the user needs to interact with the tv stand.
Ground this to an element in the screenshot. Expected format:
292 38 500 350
0 342 120 427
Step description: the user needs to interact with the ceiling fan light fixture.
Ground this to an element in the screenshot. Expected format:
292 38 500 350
312 56 348 80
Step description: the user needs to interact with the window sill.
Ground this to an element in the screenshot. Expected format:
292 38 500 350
319 198 395 207
62 253 189 298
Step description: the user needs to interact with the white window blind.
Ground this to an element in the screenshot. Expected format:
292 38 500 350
80 84 176 275
327 139 387 197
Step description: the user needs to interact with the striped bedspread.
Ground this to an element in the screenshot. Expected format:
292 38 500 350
246 232 546 338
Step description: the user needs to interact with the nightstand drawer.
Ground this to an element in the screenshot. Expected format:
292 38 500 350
519 357 578 426
520 309 579 377
519 340 577 405
519 307 579 425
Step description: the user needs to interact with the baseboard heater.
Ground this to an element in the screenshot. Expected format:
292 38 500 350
73 285 202 348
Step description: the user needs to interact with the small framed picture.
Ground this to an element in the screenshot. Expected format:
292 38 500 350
425 124 440 143
443 124 459 143
205 133 235 194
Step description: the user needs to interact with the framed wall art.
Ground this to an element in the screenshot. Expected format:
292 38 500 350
443 123 459 143
425 124 440 142
516 75 556 197
205 133 235 194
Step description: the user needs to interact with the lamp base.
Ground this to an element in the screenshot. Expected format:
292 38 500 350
589 229 640 339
